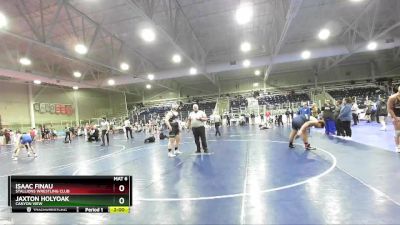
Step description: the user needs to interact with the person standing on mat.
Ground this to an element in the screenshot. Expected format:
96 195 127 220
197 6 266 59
298 103 311 117
377 97 388 131
387 86 400 152
100 117 110 146
165 103 182 157
214 112 221 136
288 114 324 150
188 104 209 153
334 99 344 137
322 100 336 135
338 97 353 139
124 117 133 139
351 98 359 125
64 124 71 143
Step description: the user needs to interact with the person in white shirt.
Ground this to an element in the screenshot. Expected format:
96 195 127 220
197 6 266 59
188 104 209 153
351 100 359 125
214 112 221 136
165 103 182 158
124 118 133 139
100 117 110 146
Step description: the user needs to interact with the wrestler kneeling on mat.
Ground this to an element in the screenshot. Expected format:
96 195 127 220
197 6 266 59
12 131 37 160
289 114 325 150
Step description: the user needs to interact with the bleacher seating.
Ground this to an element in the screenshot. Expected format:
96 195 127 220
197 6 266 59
328 87 386 100
257 93 309 106
180 102 216 117
327 87 386 107
137 101 216 122
230 96 248 108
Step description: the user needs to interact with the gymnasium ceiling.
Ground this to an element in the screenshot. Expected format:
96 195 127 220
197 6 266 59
0 0 400 97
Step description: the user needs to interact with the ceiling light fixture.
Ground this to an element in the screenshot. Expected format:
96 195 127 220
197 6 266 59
367 41 377 50
189 67 198 75
254 70 261 76
73 86 79 90
172 54 182 63
240 42 251 52
0 12 8 29
146 84 152 89
73 71 82 78
19 57 32 66
140 28 156 42
147 74 154 80
235 3 253 25
253 82 259 87
33 80 41 85
301 50 311 59
318 28 331 40
108 79 115 86
120 62 130 71
74 44 88 55
242 59 251 67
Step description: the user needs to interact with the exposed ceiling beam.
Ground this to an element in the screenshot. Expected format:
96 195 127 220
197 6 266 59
124 0 218 87
324 21 400 71
106 38 400 87
264 0 303 82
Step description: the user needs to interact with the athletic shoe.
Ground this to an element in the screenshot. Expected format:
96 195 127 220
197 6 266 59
396 146 400 153
175 150 182 155
195 150 201 154
289 143 295 148
12 157 18 161
168 152 176 158
203 149 209 153
305 144 316 150
380 127 387 131
27 153 31 157
100 144 105 146
344 136 352 140
33 153 38 158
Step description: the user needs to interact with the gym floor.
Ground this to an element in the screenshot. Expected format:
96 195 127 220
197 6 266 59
1 124 400 224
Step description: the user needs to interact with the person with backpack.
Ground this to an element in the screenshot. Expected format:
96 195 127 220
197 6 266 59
377 97 388 131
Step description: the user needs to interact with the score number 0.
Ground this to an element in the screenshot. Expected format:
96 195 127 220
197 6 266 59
118 185 125 205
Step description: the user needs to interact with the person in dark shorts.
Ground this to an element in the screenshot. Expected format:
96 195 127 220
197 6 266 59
387 86 400 152
65 125 71 143
165 103 181 157
188 104 209 154
289 115 325 150
12 131 37 160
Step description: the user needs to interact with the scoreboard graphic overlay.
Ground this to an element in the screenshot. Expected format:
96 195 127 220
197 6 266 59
8 176 132 213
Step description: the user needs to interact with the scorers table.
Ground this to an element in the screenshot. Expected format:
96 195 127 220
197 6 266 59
8 176 132 213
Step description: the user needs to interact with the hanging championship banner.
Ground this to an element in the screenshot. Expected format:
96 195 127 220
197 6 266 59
60 105 66 114
35 103 73 115
33 103 40 112
45 103 50 112
65 105 73 115
55 104 61 114
40 103 46 113
50 104 56 114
